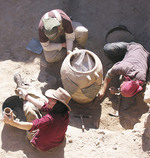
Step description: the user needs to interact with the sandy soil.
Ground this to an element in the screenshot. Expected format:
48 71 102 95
0 1 150 158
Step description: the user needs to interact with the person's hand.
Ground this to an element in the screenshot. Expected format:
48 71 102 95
61 42 66 48
98 89 105 100
3 111 14 125
67 50 72 55
16 88 27 100
109 87 118 95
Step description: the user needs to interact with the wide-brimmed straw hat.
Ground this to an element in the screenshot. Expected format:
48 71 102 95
45 87 71 111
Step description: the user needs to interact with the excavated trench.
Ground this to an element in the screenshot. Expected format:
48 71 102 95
1 0 150 132
65 0 150 131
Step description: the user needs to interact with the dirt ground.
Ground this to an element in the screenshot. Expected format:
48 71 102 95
1 0 150 158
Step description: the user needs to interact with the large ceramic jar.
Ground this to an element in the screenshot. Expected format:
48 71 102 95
60 48 103 104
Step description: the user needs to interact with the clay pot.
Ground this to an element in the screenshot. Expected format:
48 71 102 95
2 96 22 120
60 48 103 104
4 107 12 118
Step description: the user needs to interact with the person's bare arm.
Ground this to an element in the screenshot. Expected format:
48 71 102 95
25 94 44 109
98 77 111 100
17 88 46 109
65 32 75 53
98 67 115 100
3 112 33 131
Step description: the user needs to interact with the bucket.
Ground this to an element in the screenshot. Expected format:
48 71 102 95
2 96 26 121
60 48 103 104
105 25 134 44
104 25 134 62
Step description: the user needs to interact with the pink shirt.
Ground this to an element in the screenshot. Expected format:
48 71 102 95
29 103 69 151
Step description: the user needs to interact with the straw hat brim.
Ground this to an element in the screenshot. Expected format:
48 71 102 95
45 89 71 111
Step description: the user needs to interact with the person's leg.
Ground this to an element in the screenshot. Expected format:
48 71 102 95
23 101 41 141
14 72 48 102
43 33 67 63
14 73 46 140
23 101 42 122
22 88 47 141
103 42 128 62
72 21 88 48
43 48 66 63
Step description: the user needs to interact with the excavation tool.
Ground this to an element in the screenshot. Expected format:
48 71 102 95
108 95 123 117
74 114 92 132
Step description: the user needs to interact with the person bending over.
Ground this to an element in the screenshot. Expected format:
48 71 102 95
98 42 149 102
39 9 88 63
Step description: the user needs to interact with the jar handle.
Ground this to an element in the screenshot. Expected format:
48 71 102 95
94 72 99 79
86 75 92 82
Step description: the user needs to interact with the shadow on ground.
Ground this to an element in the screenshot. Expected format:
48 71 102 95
1 125 66 158
69 97 102 131
109 93 149 129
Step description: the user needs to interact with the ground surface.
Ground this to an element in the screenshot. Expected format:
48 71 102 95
0 0 150 158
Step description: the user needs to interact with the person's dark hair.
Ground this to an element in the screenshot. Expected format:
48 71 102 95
52 101 69 116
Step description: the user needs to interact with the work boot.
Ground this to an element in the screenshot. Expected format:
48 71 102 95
14 72 25 88
14 72 29 88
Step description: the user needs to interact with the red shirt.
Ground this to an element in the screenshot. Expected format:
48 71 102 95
29 103 69 151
